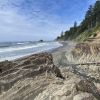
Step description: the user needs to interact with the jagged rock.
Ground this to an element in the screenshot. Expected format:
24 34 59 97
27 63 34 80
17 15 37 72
0 52 64 100
75 79 100 99
73 93 97 100
0 60 15 73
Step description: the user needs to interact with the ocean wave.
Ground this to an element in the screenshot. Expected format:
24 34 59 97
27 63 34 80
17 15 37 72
17 42 25 45
0 42 63 61
0 43 47 53
16 41 31 45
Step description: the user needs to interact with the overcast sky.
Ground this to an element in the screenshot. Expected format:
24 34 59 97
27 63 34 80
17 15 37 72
0 0 96 41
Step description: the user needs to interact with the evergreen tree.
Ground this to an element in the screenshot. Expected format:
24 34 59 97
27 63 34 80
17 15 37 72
85 5 93 29
57 0 100 41
93 0 100 26
74 21 77 28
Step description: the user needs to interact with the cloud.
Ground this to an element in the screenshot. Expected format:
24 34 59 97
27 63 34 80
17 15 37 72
0 0 96 41
0 0 69 41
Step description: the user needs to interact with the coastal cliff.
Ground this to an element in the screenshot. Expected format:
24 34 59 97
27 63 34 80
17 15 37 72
0 41 100 100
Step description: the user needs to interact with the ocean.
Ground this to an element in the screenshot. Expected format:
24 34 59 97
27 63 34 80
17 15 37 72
0 41 62 61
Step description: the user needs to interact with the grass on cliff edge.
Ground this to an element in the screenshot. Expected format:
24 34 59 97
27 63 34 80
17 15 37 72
76 26 100 42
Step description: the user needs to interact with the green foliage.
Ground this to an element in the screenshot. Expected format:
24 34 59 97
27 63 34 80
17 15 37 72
76 29 93 41
57 0 100 41
76 26 100 42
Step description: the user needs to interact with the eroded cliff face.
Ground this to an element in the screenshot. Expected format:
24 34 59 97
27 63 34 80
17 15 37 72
67 42 100 64
51 42 100 100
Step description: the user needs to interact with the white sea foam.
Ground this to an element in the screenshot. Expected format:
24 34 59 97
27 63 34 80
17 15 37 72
0 42 63 61
0 43 47 53
17 43 25 45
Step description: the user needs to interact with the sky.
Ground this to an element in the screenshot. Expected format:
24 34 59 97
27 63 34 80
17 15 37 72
0 0 96 41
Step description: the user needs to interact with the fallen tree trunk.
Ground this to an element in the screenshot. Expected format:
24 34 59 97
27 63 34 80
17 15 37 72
67 62 100 66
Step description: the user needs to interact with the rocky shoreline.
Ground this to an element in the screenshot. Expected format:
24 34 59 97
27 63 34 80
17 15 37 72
0 41 100 100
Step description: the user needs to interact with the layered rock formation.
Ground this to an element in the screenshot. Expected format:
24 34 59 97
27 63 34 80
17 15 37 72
34 78 99 100
52 42 100 100
67 42 100 64
0 42 100 100
0 53 64 100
